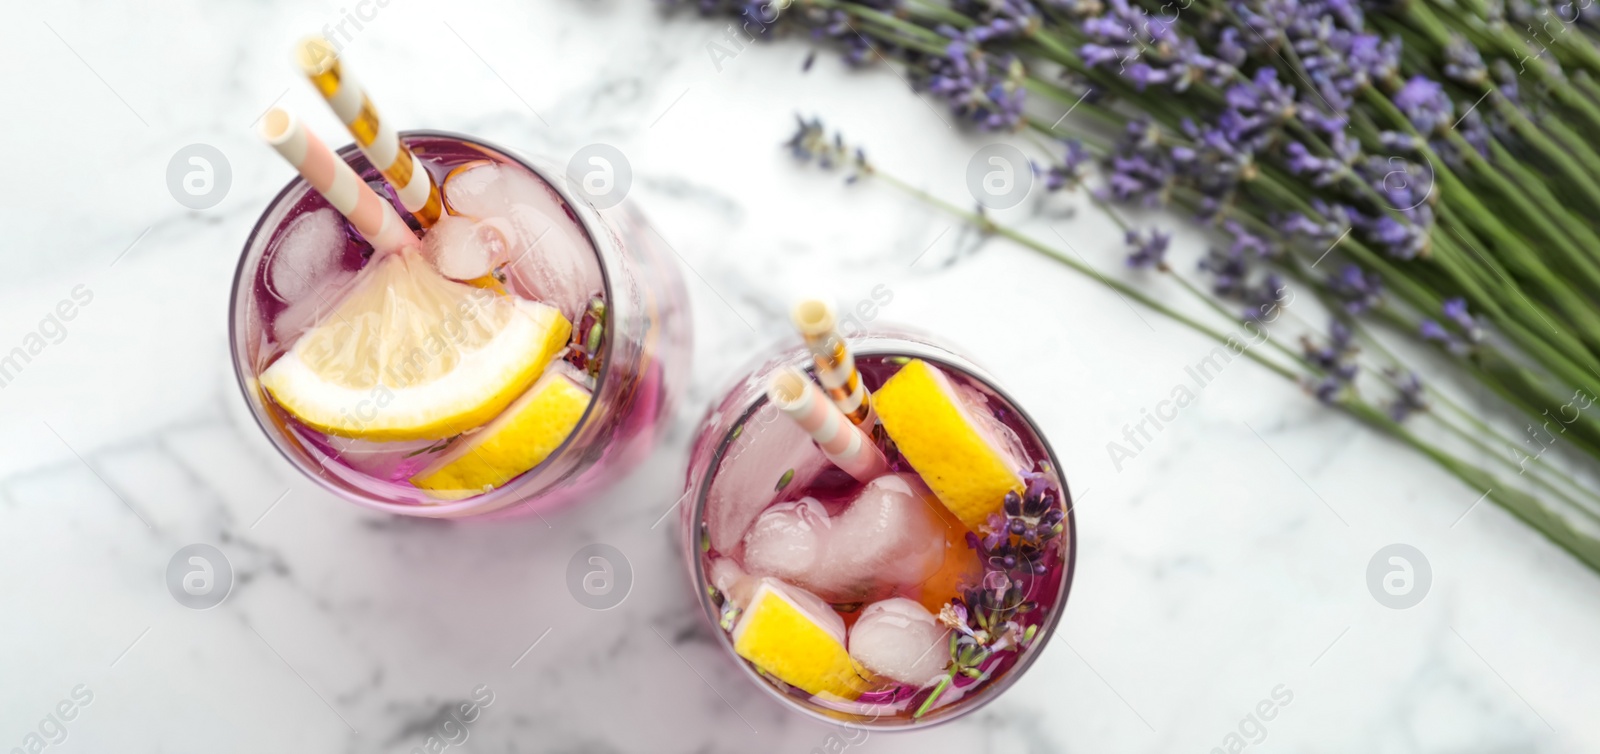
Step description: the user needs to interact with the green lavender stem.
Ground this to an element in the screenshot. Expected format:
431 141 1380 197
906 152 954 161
865 165 1600 572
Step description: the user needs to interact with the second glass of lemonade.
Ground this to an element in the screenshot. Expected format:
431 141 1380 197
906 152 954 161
680 327 1076 728
231 132 689 518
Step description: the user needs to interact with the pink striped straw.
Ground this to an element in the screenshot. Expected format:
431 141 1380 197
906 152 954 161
768 366 887 483
258 107 418 256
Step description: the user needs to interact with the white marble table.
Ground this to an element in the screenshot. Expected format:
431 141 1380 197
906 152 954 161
4 1 1599 752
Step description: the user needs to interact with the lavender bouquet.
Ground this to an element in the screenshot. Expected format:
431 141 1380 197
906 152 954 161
664 0 1600 572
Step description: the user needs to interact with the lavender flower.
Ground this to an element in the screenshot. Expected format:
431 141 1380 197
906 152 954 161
1038 138 1092 191
785 115 871 181
1284 131 1360 187
1419 319 1462 353
1227 66 1297 124
1124 227 1171 269
1442 297 1484 341
952 0 1041 42
1356 210 1432 259
1223 219 1274 258
1327 264 1383 313
1100 119 1175 206
1279 200 1353 244
1378 131 1418 152
1302 319 1359 403
1392 76 1455 135
1199 243 1250 298
1231 0 1397 125
1443 35 1488 85
1079 0 1217 92
1419 299 1482 355
925 33 1028 130
1243 273 1290 322
680 0 1600 585
1386 369 1428 421
1172 109 1264 196
1362 154 1432 210
1453 106 1491 159
1215 27 1247 67
813 10 876 66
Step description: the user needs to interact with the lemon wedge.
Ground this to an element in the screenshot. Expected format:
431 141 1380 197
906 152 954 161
873 359 1025 531
733 578 873 700
410 364 593 499
259 249 571 442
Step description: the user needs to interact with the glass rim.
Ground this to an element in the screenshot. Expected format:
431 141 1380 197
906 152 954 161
228 130 617 517
685 334 1079 730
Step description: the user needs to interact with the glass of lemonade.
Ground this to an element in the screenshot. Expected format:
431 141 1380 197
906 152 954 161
231 131 689 518
680 328 1076 728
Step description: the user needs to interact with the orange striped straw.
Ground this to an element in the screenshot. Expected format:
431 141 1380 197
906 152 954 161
792 299 872 426
295 36 444 228
768 367 887 483
259 107 419 256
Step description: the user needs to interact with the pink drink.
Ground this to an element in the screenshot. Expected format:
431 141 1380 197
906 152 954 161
231 132 688 518
681 333 1075 728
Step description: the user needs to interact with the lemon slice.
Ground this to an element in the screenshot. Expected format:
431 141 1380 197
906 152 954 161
733 578 873 700
410 364 593 499
873 359 1025 531
259 249 571 442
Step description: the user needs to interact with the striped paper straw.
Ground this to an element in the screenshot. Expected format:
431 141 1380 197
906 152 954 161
791 299 871 426
768 367 887 483
296 36 444 227
259 108 419 256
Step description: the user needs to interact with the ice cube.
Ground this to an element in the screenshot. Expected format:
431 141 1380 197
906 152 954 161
741 497 831 586
421 214 504 281
442 162 602 319
271 267 357 344
828 474 948 594
266 208 346 303
705 400 830 554
848 598 951 687
709 556 757 608
741 474 947 603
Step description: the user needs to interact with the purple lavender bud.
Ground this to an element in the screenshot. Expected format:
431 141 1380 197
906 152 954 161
1313 375 1345 403
1379 132 1417 152
1327 264 1383 313
1124 227 1172 268
1216 27 1247 67
1441 297 1483 342
1223 220 1273 258
1387 370 1427 422
1443 35 1487 85
1393 76 1454 135
1418 319 1450 342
